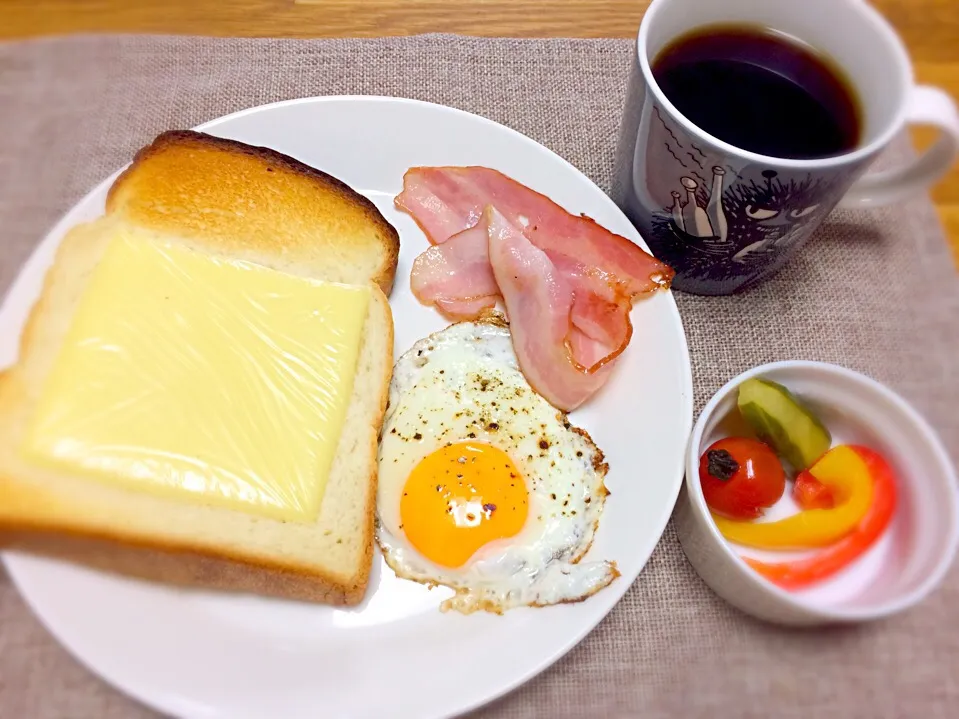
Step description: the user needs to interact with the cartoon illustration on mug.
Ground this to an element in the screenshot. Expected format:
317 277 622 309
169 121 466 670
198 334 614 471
666 168 728 241
639 108 846 293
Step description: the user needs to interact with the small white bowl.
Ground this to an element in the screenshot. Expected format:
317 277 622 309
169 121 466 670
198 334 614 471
676 360 959 626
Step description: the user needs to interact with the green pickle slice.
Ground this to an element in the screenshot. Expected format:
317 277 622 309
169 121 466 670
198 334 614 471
737 378 831 471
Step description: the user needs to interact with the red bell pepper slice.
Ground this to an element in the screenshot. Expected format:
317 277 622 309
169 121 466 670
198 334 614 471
745 445 897 590
793 470 835 510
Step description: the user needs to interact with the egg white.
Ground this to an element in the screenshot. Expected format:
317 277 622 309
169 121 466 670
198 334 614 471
376 315 618 614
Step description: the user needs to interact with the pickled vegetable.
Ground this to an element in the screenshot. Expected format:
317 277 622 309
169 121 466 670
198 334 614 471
737 378 831 471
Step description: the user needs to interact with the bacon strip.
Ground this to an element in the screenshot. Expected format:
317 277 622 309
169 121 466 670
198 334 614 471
486 207 612 411
410 222 498 306
569 293 632 364
435 295 498 320
396 166 674 294
552 254 633 364
408 209 631 370
566 327 619 375
395 168 478 244
398 166 674 410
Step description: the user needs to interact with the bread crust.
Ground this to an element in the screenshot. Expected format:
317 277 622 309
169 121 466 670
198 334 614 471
1 524 364 604
108 130 400 294
0 131 398 605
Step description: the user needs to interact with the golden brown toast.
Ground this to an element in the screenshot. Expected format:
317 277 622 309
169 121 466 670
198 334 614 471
0 130 398 604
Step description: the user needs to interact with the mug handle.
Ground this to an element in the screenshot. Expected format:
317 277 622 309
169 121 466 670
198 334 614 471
839 85 959 209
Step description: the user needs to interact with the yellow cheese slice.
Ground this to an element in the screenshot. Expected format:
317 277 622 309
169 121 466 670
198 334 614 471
22 233 370 523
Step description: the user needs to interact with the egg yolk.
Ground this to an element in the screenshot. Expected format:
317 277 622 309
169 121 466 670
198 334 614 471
400 442 529 568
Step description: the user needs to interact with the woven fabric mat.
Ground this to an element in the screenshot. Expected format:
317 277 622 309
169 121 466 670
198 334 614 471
1 34 958 719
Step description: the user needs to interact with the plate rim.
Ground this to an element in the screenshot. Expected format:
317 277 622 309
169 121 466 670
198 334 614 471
2 94 694 719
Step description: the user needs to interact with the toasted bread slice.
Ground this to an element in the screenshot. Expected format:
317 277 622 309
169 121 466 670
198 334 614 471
109 130 399 294
0 131 398 604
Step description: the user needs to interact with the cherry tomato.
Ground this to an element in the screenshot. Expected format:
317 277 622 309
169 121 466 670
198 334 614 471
699 437 785 520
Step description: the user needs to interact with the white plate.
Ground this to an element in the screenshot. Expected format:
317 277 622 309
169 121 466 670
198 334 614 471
0 97 693 719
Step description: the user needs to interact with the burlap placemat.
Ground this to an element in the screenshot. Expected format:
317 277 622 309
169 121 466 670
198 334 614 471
1 34 957 719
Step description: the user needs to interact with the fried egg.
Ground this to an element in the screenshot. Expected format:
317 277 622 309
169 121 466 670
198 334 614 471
376 315 618 614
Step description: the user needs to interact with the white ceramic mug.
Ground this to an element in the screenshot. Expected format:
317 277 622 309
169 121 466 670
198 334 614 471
612 0 959 295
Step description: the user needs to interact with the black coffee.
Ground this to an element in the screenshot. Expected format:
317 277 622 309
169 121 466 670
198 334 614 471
651 25 861 159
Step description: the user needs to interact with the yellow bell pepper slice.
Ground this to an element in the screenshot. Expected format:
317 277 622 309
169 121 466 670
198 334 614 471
713 445 873 549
